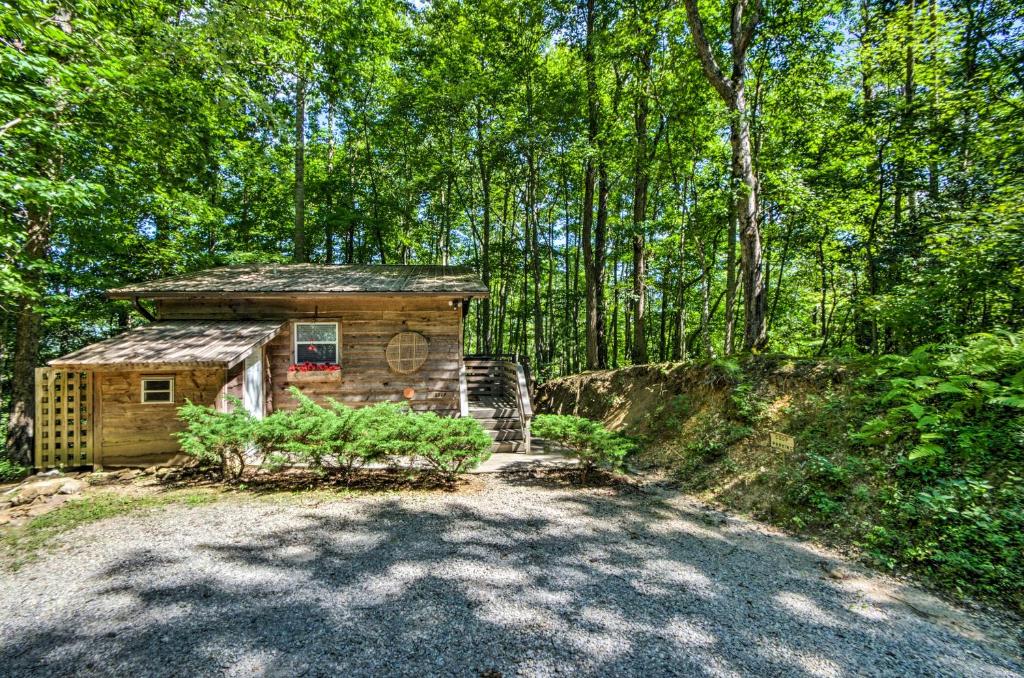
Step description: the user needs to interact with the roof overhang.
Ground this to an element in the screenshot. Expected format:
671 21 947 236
106 264 490 299
107 290 490 300
48 320 285 371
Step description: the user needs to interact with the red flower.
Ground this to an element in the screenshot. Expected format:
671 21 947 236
289 362 340 373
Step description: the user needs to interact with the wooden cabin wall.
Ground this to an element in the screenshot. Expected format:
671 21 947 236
266 311 461 415
156 296 464 416
219 361 244 411
95 368 224 468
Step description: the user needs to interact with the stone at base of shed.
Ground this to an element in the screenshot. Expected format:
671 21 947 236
91 453 193 470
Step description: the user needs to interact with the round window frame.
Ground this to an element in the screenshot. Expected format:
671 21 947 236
385 331 429 374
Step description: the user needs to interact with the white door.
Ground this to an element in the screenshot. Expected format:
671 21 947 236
243 348 264 419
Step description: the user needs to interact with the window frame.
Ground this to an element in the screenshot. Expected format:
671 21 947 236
141 376 175 405
293 321 340 365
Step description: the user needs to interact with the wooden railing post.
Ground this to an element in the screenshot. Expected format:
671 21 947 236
513 362 533 453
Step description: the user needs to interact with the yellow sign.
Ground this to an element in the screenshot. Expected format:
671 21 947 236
769 432 795 453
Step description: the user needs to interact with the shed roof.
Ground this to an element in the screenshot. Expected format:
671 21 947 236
108 264 489 299
49 320 285 369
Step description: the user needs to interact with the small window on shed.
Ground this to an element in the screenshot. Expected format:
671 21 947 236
141 377 174 404
294 322 339 364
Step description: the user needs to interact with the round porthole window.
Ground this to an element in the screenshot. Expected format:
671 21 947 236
386 331 428 374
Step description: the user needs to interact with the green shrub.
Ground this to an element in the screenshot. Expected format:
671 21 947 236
408 414 492 481
780 332 1024 608
178 387 490 483
253 387 369 472
343 406 491 480
0 457 30 482
175 398 254 480
854 331 1024 467
532 414 634 480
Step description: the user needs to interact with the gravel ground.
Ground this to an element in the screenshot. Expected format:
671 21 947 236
0 475 1021 677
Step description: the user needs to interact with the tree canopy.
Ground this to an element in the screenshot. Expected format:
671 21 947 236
3 0 1022 455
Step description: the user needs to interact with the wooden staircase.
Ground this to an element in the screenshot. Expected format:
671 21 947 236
462 355 533 453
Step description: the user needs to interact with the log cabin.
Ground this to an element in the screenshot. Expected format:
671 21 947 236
34 264 533 470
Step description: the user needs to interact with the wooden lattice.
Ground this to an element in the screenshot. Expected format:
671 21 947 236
385 332 428 374
34 368 94 469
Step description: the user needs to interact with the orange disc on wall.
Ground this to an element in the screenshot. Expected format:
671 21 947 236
403 387 416 399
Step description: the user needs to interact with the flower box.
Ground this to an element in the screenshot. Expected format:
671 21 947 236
287 370 341 383
287 363 341 383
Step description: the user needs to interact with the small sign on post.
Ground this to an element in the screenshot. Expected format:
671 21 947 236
769 431 795 454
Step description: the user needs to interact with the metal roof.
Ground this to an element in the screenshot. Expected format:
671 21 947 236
48 320 285 369
107 264 489 298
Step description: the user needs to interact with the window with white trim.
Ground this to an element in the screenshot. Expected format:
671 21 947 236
141 377 174 404
294 322 339 364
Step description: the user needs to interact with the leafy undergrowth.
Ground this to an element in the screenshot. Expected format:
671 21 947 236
1 489 220 569
0 458 30 483
536 332 1024 613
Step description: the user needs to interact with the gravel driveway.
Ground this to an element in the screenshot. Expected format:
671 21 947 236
1 475 1021 677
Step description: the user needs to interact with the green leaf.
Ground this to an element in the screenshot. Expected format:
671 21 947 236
987 396 1024 408
908 443 945 460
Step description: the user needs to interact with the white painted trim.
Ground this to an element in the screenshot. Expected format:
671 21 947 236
141 376 175 404
292 321 340 365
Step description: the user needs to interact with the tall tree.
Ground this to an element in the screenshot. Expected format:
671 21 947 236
682 0 768 350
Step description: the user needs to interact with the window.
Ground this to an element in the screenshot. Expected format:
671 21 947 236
141 377 174 404
294 322 339 364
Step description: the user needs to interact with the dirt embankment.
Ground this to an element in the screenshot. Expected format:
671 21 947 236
535 356 853 514
536 355 847 438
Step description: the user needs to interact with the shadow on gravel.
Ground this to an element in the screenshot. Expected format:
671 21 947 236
1 480 1021 677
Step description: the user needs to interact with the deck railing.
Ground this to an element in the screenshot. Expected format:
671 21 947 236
463 354 533 453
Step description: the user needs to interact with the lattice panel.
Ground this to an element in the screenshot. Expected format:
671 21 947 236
34 368 94 469
385 331 428 374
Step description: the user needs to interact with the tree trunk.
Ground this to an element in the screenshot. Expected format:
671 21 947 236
325 99 336 264
581 0 601 370
475 104 493 354
526 78 545 373
676 172 692 360
293 72 307 263
733 105 767 350
631 46 652 365
724 125 738 356
6 206 50 464
683 0 767 352
595 162 609 367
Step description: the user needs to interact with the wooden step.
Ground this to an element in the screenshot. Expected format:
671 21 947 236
464 369 514 376
472 418 522 430
492 441 526 453
469 408 518 419
467 388 512 397
486 429 524 441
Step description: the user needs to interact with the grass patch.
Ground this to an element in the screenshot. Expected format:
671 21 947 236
1 489 221 569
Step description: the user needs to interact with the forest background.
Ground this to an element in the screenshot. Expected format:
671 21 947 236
2 0 1022 459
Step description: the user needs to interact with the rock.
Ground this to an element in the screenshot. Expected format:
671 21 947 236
37 469 63 477
58 479 87 495
25 503 56 517
10 479 66 506
819 561 851 580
